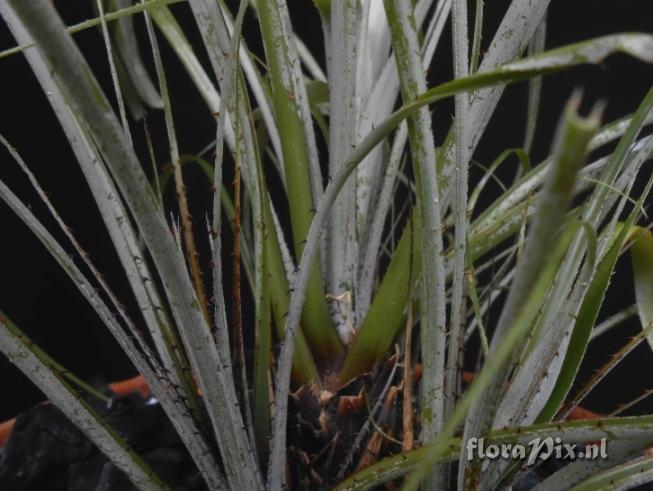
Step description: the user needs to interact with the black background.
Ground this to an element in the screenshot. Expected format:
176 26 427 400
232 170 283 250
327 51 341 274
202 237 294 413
1 0 653 422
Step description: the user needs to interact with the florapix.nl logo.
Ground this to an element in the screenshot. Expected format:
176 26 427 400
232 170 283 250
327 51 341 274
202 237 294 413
466 437 608 465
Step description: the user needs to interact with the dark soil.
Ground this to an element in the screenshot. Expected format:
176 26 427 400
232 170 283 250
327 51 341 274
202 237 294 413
0 380 205 491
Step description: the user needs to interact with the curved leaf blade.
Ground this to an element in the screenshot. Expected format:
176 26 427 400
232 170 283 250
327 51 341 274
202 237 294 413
632 229 653 352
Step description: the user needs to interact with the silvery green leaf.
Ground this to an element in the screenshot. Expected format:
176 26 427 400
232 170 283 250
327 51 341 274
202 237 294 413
326 0 359 334
110 0 164 110
384 5 448 491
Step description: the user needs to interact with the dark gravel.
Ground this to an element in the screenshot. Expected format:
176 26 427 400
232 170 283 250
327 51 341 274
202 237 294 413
0 381 206 491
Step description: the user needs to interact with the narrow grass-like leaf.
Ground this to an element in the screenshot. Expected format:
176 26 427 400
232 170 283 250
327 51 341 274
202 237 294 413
356 124 408 318
464 250 517 344
481 223 598 488
326 0 359 336
158 154 255 287
449 0 550 192
157 152 320 386
354 0 392 251
0 305 107 402
196 0 243 369
109 0 164 111
385 1 448 473
95 0 131 138
356 132 618 384
356 0 448 313
495 219 596 427
253 173 273 469
144 0 211 324
149 4 282 184
0 0 185 61
468 148 531 214
591 304 639 340
219 0 258 453
403 225 416 452
611 388 653 417
590 112 653 151
337 214 419 385
447 0 471 445
320 36 653 268
252 0 322 206
295 34 327 81
139 0 214 423
422 0 452 68
473 114 653 241
254 0 343 371
539 224 640 423
390 36 653 170
524 14 547 154
533 438 653 491
464 236 490 357
469 0 483 73
264 220 321 386
190 7 322 486
569 454 653 491
560 320 653 421
148 6 221 114
632 229 653 352
216 1 284 167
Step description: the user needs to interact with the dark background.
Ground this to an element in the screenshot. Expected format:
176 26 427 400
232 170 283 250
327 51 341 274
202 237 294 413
1 0 652 421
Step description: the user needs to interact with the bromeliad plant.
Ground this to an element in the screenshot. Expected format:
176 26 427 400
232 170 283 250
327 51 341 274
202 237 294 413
1 0 653 489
